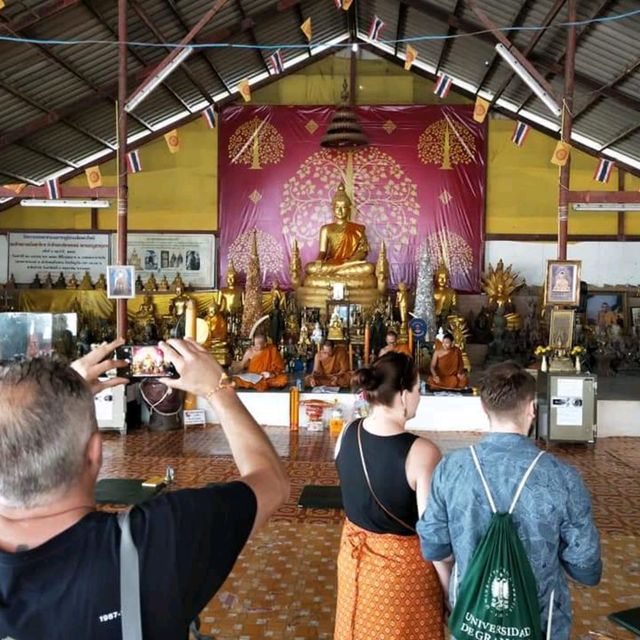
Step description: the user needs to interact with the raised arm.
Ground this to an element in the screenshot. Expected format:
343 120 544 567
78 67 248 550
161 339 289 535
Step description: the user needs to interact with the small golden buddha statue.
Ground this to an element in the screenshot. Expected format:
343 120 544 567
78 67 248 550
219 261 244 315
31 274 42 289
433 263 457 320
482 259 522 330
55 272 66 289
171 284 190 317
204 298 229 364
376 241 389 296
66 274 78 289
327 309 345 341
44 273 54 289
396 282 411 337
144 274 158 292
79 271 94 290
158 275 170 292
135 294 156 324
171 272 185 292
302 182 376 289
267 280 286 312
95 274 107 290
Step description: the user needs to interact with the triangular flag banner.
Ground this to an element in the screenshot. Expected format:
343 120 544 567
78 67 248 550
269 49 285 75
126 150 142 173
300 17 312 42
4 183 26 194
404 45 417 71
473 97 490 123
551 140 571 166
202 105 216 129
238 79 252 103
593 158 614 183
434 73 453 99
85 166 102 189
368 15 385 41
511 121 531 147
0 1 5 9
334 0 353 8
164 130 180 154
46 178 61 199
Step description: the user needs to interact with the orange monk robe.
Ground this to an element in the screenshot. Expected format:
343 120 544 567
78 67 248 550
305 347 352 388
234 344 288 391
328 222 366 263
427 346 468 390
379 343 412 358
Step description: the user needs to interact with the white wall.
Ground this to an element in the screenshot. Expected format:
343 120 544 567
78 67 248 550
485 240 640 287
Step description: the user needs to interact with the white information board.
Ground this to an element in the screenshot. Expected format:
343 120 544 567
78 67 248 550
0 234 7 283
8 232 110 284
111 233 216 289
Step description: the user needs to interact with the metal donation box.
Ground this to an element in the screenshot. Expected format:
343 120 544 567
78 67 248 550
536 372 597 444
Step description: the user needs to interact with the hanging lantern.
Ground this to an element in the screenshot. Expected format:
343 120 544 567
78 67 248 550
320 79 368 149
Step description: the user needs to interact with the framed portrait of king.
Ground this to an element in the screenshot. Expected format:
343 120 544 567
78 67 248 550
544 260 581 307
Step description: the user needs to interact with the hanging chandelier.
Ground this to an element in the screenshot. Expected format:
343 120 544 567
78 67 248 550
320 79 368 149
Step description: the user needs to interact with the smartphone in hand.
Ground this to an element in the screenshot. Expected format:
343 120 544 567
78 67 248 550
116 345 179 379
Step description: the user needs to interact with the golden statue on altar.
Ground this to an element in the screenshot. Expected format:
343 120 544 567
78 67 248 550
482 259 523 330
79 271 94 290
204 298 229 364
295 182 382 307
219 261 244 315
433 263 457 322
135 294 156 326
170 285 190 318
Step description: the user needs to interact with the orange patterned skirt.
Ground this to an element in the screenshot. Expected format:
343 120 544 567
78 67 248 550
334 518 444 640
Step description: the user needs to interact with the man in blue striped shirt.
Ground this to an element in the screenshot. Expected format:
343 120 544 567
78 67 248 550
418 362 602 639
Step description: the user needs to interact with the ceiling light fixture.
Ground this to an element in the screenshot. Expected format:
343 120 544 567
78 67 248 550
494 43 561 117
20 199 112 208
125 47 194 113
573 202 640 212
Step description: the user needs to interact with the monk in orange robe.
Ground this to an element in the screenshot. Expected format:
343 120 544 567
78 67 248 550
305 342 352 389
378 330 412 358
231 334 288 391
427 332 468 390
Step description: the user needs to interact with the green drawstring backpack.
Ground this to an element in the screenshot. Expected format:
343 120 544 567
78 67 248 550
448 446 555 640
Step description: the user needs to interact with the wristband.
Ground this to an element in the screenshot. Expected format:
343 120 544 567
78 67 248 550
205 373 236 402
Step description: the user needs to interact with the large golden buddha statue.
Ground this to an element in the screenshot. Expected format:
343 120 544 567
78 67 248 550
433 263 458 322
296 182 380 307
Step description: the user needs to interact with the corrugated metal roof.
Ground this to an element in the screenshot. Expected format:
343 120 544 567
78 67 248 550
0 0 638 195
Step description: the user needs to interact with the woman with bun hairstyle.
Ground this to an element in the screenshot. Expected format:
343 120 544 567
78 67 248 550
333 352 447 640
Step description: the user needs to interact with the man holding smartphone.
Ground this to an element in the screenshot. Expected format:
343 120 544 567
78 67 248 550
0 338 289 639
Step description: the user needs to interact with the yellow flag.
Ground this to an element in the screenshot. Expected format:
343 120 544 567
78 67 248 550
238 79 252 103
551 140 571 166
85 166 102 189
473 97 490 123
404 45 417 71
341 0 354 9
300 17 312 42
164 130 180 154
3 183 26 194
0 1 5 10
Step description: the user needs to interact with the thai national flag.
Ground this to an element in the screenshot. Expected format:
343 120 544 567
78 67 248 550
593 158 614 183
511 121 531 147
202 105 216 129
433 74 453 99
126 150 142 174
45 178 60 199
269 50 285 75
368 15 385 41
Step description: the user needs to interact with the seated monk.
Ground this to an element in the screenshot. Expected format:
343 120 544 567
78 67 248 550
231 333 288 391
378 330 412 358
303 182 376 289
305 341 352 389
427 332 469 390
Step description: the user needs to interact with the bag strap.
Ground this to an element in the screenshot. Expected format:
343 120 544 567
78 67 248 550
469 446 545 515
546 590 555 640
357 419 416 534
117 510 143 640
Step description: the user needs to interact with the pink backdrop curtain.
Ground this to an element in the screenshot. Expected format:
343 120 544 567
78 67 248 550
218 105 486 292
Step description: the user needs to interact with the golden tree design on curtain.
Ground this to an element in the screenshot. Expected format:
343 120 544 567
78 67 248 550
418 118 477 170
228 116 285 170
280 147 420 250
423 229 474 279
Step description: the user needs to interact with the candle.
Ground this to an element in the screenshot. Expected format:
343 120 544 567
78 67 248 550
408 328 414 354
364 323 371 366
185 299 197 340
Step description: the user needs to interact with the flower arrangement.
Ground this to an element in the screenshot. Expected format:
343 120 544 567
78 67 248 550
570 345 585 357
534 345 552 357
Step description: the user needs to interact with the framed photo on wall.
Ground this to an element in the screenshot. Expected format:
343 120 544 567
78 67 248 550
544 260 581 307
549 309 575 351
630 307 640 328
106 265 135 299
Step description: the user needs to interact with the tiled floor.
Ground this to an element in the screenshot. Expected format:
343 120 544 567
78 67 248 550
100 425 640 639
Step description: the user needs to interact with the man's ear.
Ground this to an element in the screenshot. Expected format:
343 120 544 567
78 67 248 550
86 431 103 477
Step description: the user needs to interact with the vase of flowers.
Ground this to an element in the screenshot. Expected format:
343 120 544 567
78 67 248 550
534 345 552 372
571 345 585 372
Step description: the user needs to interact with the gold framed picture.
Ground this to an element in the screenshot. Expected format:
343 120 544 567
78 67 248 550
549 309 575 351
544 260 581 307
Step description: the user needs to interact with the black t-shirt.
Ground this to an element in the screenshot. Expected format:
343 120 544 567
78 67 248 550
0 481 257 639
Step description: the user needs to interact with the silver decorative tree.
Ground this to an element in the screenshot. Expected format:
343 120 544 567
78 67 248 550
414 244 436 340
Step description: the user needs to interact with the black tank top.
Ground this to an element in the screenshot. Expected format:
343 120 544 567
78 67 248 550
336 419 420 536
